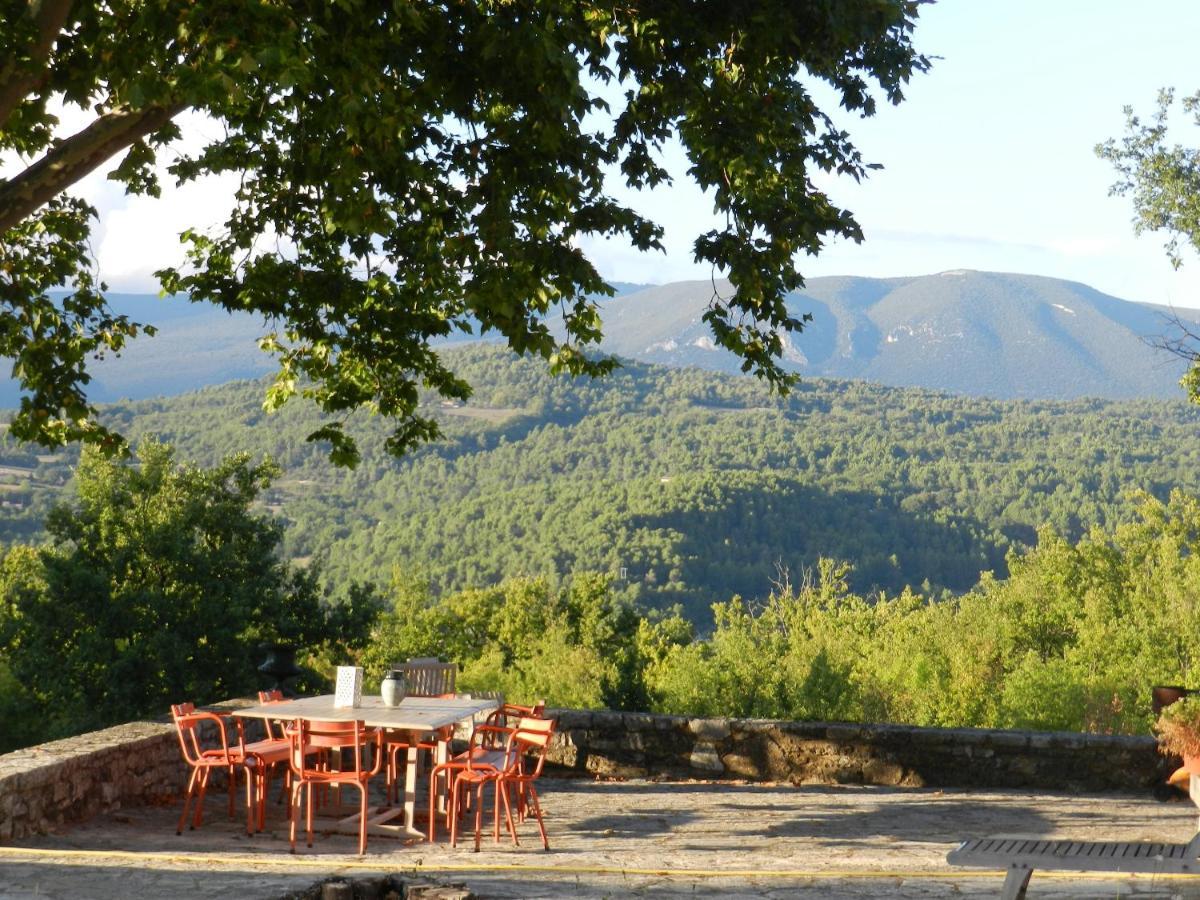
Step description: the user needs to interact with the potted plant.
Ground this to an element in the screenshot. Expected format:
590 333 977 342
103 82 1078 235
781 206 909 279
1155 695 1200 773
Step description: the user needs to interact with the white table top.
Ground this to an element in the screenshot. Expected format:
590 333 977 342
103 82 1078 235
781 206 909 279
232 694 498 731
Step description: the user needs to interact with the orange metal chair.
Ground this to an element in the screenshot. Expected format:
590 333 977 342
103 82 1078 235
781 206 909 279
445 715 556 851
381 658 456 806
425 701 544 841
255 689 302 805
287 718 383 855
480 700 546 748
256 689 286 737
170 702 288 835
427 719 512 842
495 716 556 850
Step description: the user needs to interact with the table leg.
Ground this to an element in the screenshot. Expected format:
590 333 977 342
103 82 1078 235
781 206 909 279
403 742 420 831
435 737 450 814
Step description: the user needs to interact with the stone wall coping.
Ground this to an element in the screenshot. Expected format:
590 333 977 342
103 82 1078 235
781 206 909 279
549 707 1156 751
0 701 1168 843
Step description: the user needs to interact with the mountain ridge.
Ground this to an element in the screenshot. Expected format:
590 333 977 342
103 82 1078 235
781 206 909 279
6 271 1196 405
590 270 1200 400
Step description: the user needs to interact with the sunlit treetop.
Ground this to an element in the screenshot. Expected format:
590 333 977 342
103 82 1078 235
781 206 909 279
0 0 930 465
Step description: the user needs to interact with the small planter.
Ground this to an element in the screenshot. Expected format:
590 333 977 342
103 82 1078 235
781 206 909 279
1152 685 1194 716
1155 695 1200 772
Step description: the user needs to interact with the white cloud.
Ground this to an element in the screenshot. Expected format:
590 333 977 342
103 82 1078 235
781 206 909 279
95 171 238 292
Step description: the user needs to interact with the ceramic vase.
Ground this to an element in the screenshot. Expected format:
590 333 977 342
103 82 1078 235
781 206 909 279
381 671 407 707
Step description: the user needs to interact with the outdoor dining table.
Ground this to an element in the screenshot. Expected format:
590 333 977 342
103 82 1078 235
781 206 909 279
233 693 499 840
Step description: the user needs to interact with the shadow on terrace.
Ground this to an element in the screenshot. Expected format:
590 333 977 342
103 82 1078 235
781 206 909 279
2 704 1200 899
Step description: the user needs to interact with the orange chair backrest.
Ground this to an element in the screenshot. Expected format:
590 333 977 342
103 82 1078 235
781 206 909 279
512 716 555 749
485 699 546 734
508 716 556 778
171 702 230 765
256 690 287 739
288 719 379 777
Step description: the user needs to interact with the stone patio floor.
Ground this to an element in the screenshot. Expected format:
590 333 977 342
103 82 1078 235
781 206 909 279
6 777 1200 898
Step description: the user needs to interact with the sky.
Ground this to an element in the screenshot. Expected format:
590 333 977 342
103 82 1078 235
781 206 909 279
586 1 1200 308
30 1 1200 309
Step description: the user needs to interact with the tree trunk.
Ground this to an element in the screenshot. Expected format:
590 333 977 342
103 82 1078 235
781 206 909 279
0 102 186 234
0 0 75 130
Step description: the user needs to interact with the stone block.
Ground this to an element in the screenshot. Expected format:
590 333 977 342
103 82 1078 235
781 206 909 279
720 749 764 779
687 718 730 742
348 876 390 900
824 723 865 742
652 715 688 731
551 709 594 730
621 712 657 731
861 758 910 786
546 742 579 768
405 884 474 900
619 734 648 753
981 730 1030 751
585 755 647 779
688 743 725 773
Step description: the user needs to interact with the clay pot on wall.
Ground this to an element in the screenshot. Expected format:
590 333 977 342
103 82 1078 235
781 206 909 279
1152 685 1194 716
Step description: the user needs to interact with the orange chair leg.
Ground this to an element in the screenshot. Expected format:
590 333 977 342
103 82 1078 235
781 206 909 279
527 783 549 850
244 764 255 836
288 781 300 853
473 781 485 852
449 777 465 848
306 782 315 848
358 783 368 856
428 769 439 842
192 768 210 830
500 780 518 846
226 764 236 819
176 768 200 835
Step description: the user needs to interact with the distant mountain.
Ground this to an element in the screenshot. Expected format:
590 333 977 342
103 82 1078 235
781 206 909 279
0 283 653 406
0 294 275 407
3 273 1194 405
589 271 1200 400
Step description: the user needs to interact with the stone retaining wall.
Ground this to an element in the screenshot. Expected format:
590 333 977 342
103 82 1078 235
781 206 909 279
546 710 1173 792
0 720 183 840
0 706 1174 842
0 701 259 841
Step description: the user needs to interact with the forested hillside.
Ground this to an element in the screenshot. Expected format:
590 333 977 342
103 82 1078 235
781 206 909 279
4 346 1200 624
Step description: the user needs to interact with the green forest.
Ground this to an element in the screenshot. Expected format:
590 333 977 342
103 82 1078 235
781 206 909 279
5 348 1200 752
4 346 1200 623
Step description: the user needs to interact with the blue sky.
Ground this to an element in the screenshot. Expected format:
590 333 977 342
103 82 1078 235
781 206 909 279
582 1 1200 308
52 2 1200 309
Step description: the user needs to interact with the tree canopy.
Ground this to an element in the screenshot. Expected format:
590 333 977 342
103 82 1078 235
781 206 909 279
0 440 381 740
1098 88 1200 400
0 0 929 464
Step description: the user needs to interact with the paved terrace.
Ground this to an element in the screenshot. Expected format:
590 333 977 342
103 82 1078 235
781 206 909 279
5 778 1200 898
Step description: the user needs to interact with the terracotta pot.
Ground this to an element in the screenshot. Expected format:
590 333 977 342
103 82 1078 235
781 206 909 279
1152 685 1194 716
1184 754 1200 776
